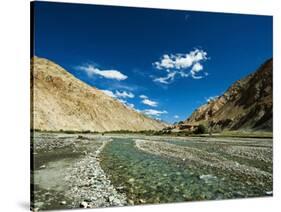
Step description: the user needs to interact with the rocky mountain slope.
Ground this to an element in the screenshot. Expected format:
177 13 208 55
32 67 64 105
184 58 273 131
31 57 166 132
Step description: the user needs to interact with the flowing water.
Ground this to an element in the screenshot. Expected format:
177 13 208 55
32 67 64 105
100 137 272 205
32 133 273 210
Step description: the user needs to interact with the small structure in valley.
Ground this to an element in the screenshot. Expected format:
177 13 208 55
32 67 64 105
178 124 199 131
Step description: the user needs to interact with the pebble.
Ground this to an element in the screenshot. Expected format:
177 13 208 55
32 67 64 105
265 191 273 195
199 174 217 181
139 199 146 204
61 137 127 208
80 201 88 208
108 196 115 203
128 178 135 183
34 134 127 208
39 165 46 169
116 186 124 191
60 201 66 205
128 199 134 205
34 201 44 209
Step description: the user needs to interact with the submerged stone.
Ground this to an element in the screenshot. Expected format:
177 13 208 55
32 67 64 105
128 178 135 183
60 201 66 205
265 191 273 195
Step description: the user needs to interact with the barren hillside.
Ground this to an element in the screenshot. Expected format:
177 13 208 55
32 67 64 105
31 57 166 132
185 58 273 131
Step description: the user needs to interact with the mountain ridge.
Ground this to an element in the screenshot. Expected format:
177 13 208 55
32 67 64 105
184 58 273 132
31 56 166 132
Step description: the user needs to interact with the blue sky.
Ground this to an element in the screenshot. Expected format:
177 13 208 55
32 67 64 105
33 1 273 123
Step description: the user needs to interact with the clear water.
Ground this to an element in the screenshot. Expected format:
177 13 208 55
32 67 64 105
100 137 272 205
168 139 272 173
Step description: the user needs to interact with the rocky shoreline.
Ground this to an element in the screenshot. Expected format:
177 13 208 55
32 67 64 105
32 133 127 210
64 138 127 208
135 139 272 187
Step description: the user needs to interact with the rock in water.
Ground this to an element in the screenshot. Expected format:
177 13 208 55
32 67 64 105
80 201 88 208
60 201 66 205
199 174 217 182
139 199 146 204
39 165 46 169
128 199 134 205
265 191 273 195
128 178 135 183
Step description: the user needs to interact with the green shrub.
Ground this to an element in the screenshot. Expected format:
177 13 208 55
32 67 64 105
194 124 207 134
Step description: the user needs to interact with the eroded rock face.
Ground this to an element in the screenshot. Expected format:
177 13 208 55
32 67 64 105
31 56 166 132
184 58 273 131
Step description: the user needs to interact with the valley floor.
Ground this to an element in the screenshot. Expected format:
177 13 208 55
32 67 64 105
31 132 273 211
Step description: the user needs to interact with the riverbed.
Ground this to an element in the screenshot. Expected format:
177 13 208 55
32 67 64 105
31 132 273 210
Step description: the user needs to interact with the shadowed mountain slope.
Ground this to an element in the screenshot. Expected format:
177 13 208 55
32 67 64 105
185 58 273 131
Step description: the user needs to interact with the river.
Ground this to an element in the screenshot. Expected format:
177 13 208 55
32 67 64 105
31 132 273 210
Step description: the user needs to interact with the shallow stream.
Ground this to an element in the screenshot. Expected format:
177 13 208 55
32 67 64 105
100 137 272 205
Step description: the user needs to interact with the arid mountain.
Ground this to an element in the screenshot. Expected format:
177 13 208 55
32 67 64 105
31 57 166 132
184 58 273 131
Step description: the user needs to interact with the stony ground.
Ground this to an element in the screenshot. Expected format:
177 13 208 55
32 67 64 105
31 132 127 211
31 132 273 211
135 137 272 192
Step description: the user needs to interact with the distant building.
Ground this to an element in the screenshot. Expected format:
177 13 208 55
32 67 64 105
178 124 199 131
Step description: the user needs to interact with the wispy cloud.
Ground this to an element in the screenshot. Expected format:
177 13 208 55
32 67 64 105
153 48 209 84
142 99 158 107
139 95 148 99
102 90 136 110
77 64 128 81
115 90 134 98
106 81 140 92
139 94 158 107
102 90 134 99
153 72 176 84
101 90 167 117
173 115 180 119
118 99 135 109
142 109 168 117
101 90 116 98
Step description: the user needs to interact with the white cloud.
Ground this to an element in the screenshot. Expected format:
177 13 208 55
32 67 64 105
78 64 127 81
142 99 158 107
102 90 134 99
101 90 116 98
139 95 148 99
102 90 136 110
117 99 127 104
153 48 208 84
205 95 219 103
142 109 168 117
115 90 134 98
174 115 180 119
139 95 158 107
103 90 165 116
126 103 135 109
117 99 135 108
191 63 203 72
154 54 175 69
190 63 204 79
153 72 176 84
